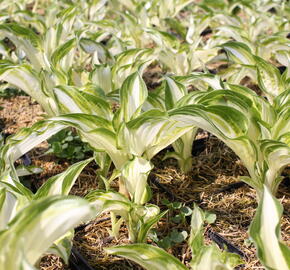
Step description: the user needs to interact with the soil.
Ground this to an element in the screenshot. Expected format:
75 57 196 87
0 94 289 270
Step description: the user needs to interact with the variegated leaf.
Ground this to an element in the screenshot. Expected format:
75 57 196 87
120 72 148 122
249 185 290 270
255 56 285 103
221 41 255 65
0 196 95 270
106 244 188 270
34 158 93 199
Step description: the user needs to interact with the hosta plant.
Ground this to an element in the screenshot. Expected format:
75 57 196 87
220 41 289 87
106 204 243 270
86 189 166 242
162 73 223 173
168 56 290 199
91 48 156 91
170 98 289 199
0 156 93 259
0 141 93 221
0 194 95 270
146 28 218 76
0 72 192 199
0 72 193 241
0 130 165 243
